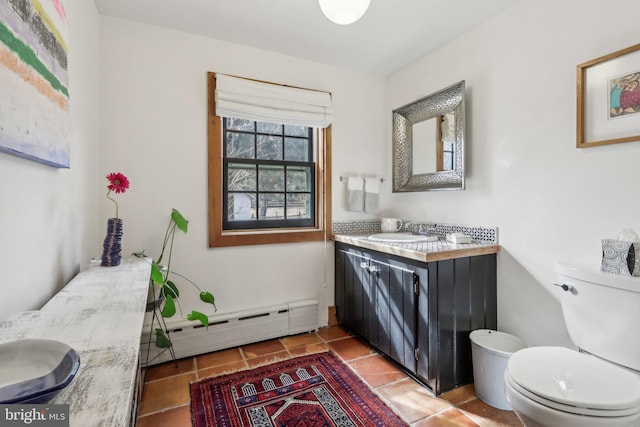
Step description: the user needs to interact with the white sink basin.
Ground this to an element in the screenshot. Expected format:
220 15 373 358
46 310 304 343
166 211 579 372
368 233 438 243
0 339 80 404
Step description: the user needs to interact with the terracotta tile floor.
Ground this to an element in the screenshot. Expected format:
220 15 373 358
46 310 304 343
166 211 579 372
137 326 523 427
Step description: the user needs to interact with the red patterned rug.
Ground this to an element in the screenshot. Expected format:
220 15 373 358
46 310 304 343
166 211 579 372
190 351 406 427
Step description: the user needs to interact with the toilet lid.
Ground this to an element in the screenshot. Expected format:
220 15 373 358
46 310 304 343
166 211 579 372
508 347 640 412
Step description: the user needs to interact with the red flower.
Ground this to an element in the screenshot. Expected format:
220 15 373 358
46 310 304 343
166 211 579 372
107 172 130 194
106 172 130 219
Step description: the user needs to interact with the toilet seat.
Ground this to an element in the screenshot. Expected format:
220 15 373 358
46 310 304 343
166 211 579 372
507 346 640 417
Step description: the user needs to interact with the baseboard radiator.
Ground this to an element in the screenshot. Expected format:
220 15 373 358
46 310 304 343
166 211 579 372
141 299 319 366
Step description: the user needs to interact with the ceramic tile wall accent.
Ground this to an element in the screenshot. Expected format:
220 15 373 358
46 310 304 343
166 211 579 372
333 220 498 244
403 222 498 243
332 219 381 235
431 223 498 243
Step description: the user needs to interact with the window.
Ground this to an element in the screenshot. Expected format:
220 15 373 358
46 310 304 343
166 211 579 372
207 73 331 247
223 118 315 229
437 113 455 171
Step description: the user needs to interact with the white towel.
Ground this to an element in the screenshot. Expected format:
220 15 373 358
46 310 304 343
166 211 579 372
346 177 364 212
364 178 380 213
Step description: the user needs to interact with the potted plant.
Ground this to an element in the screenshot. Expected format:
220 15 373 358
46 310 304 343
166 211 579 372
134 209 216 350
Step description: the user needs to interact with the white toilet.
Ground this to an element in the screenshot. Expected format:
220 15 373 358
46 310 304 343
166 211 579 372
504 262 640 427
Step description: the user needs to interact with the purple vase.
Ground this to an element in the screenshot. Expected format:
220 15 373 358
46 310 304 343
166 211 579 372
101 218 123 267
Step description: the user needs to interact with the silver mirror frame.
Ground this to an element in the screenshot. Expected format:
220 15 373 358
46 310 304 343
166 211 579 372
392 80 465 192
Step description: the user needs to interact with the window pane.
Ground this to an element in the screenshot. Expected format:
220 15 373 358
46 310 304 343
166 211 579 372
226 132 254 158
258 165 284 191
226 118 254 131
287 166 311 191
287 194 311 219
257 135 283 160
228 163 256 191
284 125 307 137
228 193 256 221
284 137 309 161
257 122 282 134
443 152 453 171
258 193 284 220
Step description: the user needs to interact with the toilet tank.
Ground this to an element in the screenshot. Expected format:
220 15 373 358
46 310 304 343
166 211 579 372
556 262 640 372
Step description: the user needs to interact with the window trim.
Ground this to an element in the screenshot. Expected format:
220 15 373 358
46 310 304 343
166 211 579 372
207 72 332 247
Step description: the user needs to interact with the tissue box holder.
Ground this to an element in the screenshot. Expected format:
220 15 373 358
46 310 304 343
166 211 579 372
601 239 640 276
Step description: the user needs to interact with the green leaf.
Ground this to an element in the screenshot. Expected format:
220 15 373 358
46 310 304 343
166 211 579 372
154 329 172 348
171 209 189 234
161 295 176 318
161 285 176 299
150 262 164 285
200 292 216 309
187 311 209 328
164 280 180 298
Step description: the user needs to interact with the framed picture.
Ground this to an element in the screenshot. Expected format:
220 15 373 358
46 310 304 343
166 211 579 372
577 43 640 148
0 0 70 167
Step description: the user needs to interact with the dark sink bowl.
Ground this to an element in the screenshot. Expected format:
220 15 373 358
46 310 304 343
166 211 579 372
0 339 80 404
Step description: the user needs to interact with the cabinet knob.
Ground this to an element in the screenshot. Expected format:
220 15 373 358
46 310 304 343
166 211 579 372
360 261 368 269
368 265 380 273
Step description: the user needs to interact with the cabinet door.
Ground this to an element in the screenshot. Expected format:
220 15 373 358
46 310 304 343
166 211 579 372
416 265 434 389
371 258 417 372
335 246 345 326
416 254 497 395
369 260 389 354
335 247 371 338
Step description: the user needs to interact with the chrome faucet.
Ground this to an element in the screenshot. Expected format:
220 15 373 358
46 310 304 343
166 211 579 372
405 222 437 236
404 222 430 235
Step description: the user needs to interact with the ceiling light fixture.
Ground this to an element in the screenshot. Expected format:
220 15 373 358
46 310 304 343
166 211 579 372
318 0 371 25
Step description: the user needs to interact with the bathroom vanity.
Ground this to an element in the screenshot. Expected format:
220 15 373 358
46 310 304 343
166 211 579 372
334 233 499 395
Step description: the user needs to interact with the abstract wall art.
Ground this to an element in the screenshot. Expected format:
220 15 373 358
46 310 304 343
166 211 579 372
0 0 70 168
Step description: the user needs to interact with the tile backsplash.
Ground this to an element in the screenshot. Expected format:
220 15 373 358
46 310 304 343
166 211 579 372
332 219 381 235
332 219 498 244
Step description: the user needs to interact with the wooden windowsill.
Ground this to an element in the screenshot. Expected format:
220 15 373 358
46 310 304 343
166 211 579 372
210 228 329 247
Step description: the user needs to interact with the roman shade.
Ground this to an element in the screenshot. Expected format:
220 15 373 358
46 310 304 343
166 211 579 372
215 73 333 128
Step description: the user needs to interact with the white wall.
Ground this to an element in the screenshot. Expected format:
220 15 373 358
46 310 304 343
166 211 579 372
388 0 640 346
6 0 630 348
98 17 387 326
0 0 101 320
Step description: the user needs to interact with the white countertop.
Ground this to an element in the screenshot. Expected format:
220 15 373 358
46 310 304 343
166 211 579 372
333 233 500 262
0 257 151 427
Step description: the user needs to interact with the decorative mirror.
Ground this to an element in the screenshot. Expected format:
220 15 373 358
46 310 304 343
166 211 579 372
392 81 465 192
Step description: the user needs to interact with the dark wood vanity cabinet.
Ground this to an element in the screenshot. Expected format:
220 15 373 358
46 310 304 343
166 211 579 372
337 247 419 371
335 242 497 395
